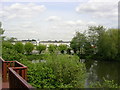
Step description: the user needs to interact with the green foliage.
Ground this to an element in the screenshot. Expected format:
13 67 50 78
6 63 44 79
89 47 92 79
66 47 72 54
48 44 57 53
26 54 44 61
90 78 120 88
2 41 14 49
27 54 86 88
14 42 24 53
2 47 26 61
70 26 119 60
24 42 34 55
58 44 67 54
2 41 25 61
70 32 87 54
36 44 46 54
84 42 94 57
6 37 17 42
0 22 5 35
97 29 118 60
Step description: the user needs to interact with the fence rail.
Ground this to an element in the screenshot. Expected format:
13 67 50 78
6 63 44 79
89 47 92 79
0 57 34 89
9 68 33 89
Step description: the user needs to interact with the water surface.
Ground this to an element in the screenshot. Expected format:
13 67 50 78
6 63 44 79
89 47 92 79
82 59 120 86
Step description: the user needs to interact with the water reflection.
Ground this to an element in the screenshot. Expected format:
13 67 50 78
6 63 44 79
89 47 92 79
83 59 120 86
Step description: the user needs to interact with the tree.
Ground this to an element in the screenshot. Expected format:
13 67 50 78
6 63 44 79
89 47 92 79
48 44 57 53
36 44 46 54
0 22 5 35
58 44 67 54
97 29 118 60
7 37 17 42
0 22 5 56
70 32 87 54
2 41 14 49
24 42 34 54
87 26 106 47
66 47 72 54
14 42 24 53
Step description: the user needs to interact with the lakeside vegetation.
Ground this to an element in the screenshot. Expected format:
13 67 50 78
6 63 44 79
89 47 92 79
0 22 120 88
71 26 119 61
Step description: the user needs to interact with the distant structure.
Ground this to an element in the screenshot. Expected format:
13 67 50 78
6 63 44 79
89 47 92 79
11 39 70 46
11 39 37 45
39 40 70 47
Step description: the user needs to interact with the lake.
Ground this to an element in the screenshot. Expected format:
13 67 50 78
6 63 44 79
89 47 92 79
82 59 120 87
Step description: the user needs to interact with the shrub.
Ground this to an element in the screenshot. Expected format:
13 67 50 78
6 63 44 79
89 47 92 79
89 78 120 88
26 54 44 61
48 44 57 53
58 44 67 54
14 42 24 53
24 42 34 55
2 47 26 61
67 47 72 54
2 41 14 49
36 44 46 54
27 54 86 88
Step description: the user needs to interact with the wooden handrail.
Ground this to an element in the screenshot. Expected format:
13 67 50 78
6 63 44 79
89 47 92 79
15 61 27 67
9 68 34 89
0 57 28 82
0 57 34 89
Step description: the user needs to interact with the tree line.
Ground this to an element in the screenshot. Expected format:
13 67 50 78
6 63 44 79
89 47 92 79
70 26 119 61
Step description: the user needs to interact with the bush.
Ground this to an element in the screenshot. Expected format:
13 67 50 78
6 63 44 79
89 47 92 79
48 44 57 53
2 47 26 61
27 54 86 88
89 78 120 88
2 41 14 49
24 42 34 54
67 47 72 54
14 42 24 53
26 54 44 61
58 44 67 54
36 44 46 54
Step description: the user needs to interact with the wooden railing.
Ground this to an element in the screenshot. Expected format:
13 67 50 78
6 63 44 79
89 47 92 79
9 68 33 89
1 59 27 82
0 57 34 89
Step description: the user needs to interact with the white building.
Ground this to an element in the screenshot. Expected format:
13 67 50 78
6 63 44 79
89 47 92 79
39 41 70 47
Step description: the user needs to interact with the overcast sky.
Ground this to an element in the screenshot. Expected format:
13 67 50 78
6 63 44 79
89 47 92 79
0 0 119 41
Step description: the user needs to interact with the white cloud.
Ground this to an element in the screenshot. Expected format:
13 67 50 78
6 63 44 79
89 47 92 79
2 0 118 2
46 16 61 21
76 0 118 21
88 0 119 2
2 3 46 20
65 21 76 26
1 0 87 2
63 20 97 27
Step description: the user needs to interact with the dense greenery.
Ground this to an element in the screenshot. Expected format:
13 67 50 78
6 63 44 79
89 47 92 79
1 20 120 88
2 40 86 88
71 32 86 54
70 26 119 61
2 41 26 61
25 54 86 88
58 44 67 54
24 42 34 54
90 78 120 88
48 44 57 53
14 42 24 53
36 44 46 54
0 22 5 35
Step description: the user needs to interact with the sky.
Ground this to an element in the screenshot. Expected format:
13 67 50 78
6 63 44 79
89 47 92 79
0 0 119 41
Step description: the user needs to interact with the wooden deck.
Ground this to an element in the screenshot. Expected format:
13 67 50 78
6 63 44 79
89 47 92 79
0 69 9 89
2 81 9 88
